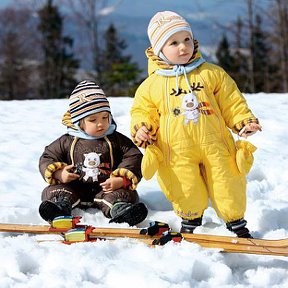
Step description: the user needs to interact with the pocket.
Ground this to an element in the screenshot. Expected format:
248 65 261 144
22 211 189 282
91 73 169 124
235 140 257 174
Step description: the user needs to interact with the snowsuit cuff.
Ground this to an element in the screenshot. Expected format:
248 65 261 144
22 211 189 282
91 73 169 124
111 168 139 190
131 122 158 148
44 162 67 184
234 118 259 134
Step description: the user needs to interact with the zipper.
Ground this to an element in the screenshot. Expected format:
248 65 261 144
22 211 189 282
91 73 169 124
165 77 171 163
204 92 231 154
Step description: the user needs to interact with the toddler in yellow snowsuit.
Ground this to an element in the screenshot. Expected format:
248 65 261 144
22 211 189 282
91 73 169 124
130 11 262 238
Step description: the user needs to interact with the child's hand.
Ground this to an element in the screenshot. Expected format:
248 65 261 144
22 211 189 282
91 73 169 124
100 177 123 193
239 123 262 138
53 164 80 183
135 126 153 144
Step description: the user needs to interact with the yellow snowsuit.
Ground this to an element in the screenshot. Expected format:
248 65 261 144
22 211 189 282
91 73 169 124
130 45 258 223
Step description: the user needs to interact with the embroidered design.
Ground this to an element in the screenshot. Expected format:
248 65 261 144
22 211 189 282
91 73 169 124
181 92 200 124
156 15 179 26
170 82 204 97
170 88 188 96
72 161 110 177
181 92 214 125
198 102 214 116
98 163 111 175
78 93 93 103
176 210 199 218
190 82 204 91
173 107 181 116
82 152 102 182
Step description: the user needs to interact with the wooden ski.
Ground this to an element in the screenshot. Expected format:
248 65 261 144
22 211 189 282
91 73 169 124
0 218 287 256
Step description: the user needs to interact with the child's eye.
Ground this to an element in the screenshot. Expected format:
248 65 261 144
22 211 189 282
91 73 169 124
170 41 177 46
185 37 191 42
87 117 98 122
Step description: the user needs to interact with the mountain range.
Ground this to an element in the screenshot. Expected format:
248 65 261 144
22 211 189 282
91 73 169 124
100 0 264 69
0 0 269 70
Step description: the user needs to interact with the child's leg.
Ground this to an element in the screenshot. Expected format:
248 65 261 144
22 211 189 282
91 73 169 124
180 217 203 233
39 184 80 222
156 149 209 233
226 218 252 238
157 162 209 226
94 189 148 226
202 143 252 237
202 144 246 222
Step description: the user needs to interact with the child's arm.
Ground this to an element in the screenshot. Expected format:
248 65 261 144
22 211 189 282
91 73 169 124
130 82 159 148
239 123 262 138
39 135 72 184
212 66 260 134
135 126 154 144
100 177 126 193
53 164 80 183
109 133 143 190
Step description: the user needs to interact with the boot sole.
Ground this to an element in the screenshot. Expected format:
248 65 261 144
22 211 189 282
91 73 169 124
110 202 148 226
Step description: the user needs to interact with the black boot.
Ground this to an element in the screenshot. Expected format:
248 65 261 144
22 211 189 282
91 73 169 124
39 196 72 222
226 218 253 238
180 217 203 234
109 202 148 226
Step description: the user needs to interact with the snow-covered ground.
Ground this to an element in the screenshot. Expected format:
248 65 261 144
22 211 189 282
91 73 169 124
0 94 288 287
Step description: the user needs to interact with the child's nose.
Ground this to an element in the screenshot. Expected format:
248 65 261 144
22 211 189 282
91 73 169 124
179 42 186 50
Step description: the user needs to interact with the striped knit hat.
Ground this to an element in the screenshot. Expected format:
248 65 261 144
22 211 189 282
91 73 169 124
147 11 193 56
69 80 111 124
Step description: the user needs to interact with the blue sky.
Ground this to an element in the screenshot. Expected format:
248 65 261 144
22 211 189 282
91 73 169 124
0 1 268 25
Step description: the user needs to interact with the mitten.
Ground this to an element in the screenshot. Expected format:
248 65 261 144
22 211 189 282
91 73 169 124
141 145 163 180
235 140 257 174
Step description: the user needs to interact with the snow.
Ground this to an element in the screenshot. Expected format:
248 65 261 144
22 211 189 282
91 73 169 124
0 94 288 287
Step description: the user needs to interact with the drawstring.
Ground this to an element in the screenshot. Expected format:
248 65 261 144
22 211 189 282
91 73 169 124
175 68 180 93
155 57 206 94
173 65 193 94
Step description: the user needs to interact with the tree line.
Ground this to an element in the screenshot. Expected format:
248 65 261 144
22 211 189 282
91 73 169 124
0 0 142 100
0 0 287 100
215 0 288 93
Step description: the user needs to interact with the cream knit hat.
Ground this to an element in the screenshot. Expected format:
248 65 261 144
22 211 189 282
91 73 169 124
147 11 193 56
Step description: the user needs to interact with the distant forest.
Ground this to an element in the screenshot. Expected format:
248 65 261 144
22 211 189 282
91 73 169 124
0 0 287 100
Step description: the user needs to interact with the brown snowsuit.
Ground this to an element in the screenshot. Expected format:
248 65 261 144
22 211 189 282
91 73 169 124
39 132 143 218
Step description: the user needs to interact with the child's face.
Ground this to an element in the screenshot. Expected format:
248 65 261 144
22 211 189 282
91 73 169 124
81 111 110 137
162 31 194 65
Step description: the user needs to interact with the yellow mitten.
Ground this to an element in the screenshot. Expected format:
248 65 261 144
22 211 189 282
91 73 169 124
235 140 257 174
141 145 163 180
